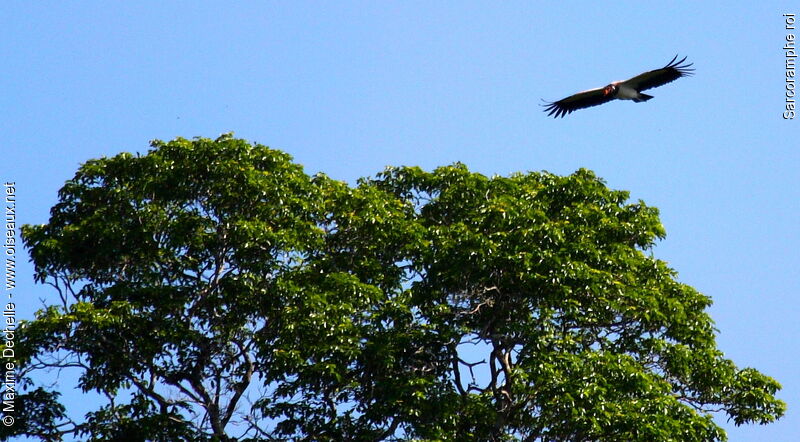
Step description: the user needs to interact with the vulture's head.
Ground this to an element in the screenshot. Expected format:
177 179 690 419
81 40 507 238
603 84 618 96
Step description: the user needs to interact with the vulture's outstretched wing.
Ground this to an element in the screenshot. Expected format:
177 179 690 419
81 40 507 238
541 87 615 118
623 55 694 92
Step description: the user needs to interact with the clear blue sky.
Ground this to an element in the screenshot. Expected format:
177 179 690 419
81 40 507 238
3 2 798 440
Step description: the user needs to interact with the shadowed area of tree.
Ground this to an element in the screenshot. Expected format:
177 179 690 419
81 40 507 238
4 135 784 441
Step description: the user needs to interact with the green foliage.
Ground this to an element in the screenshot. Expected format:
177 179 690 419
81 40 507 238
7 135 785 441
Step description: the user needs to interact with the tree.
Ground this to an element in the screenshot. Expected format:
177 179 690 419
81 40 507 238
6 135 784 441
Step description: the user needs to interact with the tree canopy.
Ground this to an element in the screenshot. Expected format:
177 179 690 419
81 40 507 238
6 135 784 441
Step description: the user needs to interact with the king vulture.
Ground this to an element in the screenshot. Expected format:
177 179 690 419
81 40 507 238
542 55 694 118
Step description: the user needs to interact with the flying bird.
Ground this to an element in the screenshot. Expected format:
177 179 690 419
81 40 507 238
542 55 694 118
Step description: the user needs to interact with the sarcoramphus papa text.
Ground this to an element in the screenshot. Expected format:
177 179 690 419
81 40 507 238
542 55 694 118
